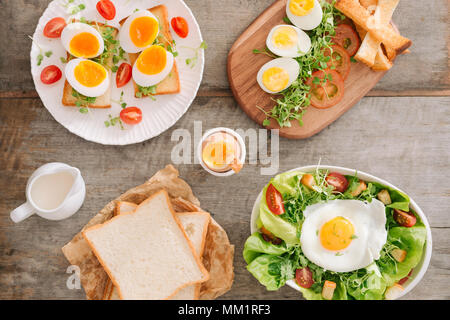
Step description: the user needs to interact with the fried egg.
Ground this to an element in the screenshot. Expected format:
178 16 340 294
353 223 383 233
300 199 387 272
256 58 300 94
119 10 159 53
286 0 323 31
65 58 110 97
61 22 104 58
266 25 311 57
132 45 174 87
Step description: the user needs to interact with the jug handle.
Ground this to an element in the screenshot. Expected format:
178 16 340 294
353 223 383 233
11 202 35 223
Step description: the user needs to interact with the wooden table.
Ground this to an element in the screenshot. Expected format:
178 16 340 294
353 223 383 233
0 0 449 300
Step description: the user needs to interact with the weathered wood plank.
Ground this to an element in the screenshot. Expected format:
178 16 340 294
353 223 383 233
0 96 449 299
0 0 448 94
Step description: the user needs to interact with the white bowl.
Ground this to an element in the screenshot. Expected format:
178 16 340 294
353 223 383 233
250 165 432 300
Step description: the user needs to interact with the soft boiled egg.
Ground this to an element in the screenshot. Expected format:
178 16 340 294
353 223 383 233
256 58 300 94
300 199 387 273
65 58 110 97
61 22 104 58
132 45 174 87
266 25 311 57
119 10 159 53
286 0 323 31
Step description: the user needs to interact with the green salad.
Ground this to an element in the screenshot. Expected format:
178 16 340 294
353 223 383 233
243 169 427 300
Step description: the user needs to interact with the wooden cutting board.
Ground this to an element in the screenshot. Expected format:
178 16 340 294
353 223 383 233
227 0 387 139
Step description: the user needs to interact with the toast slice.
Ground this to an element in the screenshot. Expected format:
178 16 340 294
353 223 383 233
83 190 209 300
104 201 210 300
62 22 118 108
119 5 181 98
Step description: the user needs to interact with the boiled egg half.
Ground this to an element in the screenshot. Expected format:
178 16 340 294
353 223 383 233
65 58 110 97
119 10 159 53
256 58 300 94
266 25 311 57
61 22 104 58
286 0 323 31
132 45 174 87
300 199 387 273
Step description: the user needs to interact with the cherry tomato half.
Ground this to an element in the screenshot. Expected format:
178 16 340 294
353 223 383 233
116 63 132 88
43 17 66 38
40 65 62 84
96 0 116 20
393 209 417 228
324 45 351 80
332 24 361 57
260 226 282 245
325 172 349 193
266 184 285 216
120 107 142 125
295 267 314 289
306 69 345 109
171 17 189 38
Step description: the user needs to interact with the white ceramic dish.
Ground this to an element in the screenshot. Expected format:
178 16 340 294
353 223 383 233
250 165 432 300
30 0 204 145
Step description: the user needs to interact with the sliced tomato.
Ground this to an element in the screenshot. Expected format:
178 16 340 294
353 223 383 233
171 17 189 38
96 0 116 20
40 65 62 84
398 270 413 285
43 17 66 38
306 69 344 109
116 63 132 88
260 227 282 245
324 45 351 80
120 107 142 125
332 24 361 56
393 209 417 227
295 267 314 289
266 184 285 215
326 172 349 193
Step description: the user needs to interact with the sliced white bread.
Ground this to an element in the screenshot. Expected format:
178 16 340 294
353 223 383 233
83 190 209 300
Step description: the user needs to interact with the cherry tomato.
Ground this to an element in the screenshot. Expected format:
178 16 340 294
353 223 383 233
260 227 282 245
116 63 132 88
324 45 351 80
120 107 142 125
398 270 413 285
96 0 116 20
171 17 189 38
266 184 285 216
332 24 361 57
40 65 62 84
43 17 66 38
325 172 349 193
295 267 314 289
393 209 417 228
306 69 345 109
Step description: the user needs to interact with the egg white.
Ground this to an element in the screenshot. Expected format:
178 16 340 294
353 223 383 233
119 10 159 54
65 58 110 97
132 49 174 87
300 199 387 273
61 22 104 58
266 25 312 58
256 58 300 94
286 0 323 31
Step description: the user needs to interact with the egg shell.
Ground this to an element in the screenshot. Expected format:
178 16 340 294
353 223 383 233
286 0 323 31
266 24 312 58
65 58 110 98
61 22 104 58
256 58 300 94
119 10 159 54
132 49 174 87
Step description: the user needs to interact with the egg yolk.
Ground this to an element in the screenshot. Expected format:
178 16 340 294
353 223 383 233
202 141 236 170
74 60 107 87
136 45 167 75
272 26 298 49
69 32 100 58
289 0 315 16
129 16 159 48
262 67 289 92
320 216 355 251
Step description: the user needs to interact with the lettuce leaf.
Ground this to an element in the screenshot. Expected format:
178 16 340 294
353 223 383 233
243 233 289 264
346 263 387 300
246 254 296 291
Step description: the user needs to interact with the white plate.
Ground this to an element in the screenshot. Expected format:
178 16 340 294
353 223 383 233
30 0 204 145
250 165 432 300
